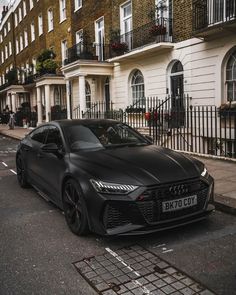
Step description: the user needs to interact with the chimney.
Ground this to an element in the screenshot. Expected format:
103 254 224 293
2 6 7 21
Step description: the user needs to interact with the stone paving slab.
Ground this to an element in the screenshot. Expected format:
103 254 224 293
73 245 216 295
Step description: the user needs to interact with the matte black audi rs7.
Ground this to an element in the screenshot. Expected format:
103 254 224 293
16 119 214 236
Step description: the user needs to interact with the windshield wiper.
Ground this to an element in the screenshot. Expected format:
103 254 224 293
104 142 148 149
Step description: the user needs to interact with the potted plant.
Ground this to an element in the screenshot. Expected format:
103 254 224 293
218 101 236 118
36 49 58 75
149 24 166 36
111 42 128 53
145 111 159 126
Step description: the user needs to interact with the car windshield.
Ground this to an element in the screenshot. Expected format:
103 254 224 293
64 122 149 152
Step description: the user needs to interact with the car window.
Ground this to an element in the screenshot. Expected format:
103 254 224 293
30 126 48 144
64 122 148 152
45 126 63 148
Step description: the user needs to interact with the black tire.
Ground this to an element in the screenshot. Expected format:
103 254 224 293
16 155 30 188
62 179 89 236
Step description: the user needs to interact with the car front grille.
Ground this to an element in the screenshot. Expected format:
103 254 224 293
103 179 209 230
138 179 209 223
103 204 131 229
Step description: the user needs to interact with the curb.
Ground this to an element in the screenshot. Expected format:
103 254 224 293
214 201 236 216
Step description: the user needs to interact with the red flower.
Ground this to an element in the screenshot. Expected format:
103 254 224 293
111 42 128 51
149 25 166 36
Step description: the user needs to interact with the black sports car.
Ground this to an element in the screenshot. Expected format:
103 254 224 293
16 119 214 236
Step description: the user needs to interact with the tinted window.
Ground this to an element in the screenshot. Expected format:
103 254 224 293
30 126 48 143
45 126 63 148
64 122 148 152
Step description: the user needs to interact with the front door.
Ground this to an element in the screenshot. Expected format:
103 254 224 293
170 74 184 128
104 77 110 112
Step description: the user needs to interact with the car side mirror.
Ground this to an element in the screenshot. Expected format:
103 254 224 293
41 143 59 153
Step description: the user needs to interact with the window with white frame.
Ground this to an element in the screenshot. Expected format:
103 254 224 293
19 7 22 22
24 29 28 47
23 1 27 17
5 44 8 59
8 21 10 32
3 27 6 37
131 69 145 105
15 12 18 27
1 51 4 63
20 34 24 51
59 0 67 22
32 57 37 74
29 0 34 10
31 22 35 41
16 38 19 54
74 0 82 11
0 34 2 43
120 1 132 49
226 51 236 102
95 17 104 61
38 14 43 35
48 8 54 31
61 40 68 65
9 41 12 55
75 29 83 55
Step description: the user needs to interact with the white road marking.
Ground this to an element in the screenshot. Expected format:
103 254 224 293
152 243 166 248
1 162 8 167
10 169 17 175
162 249 173 254
105 247 152 294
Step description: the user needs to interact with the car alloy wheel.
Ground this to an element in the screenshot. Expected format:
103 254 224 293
62 179 89 236
16 156 29 188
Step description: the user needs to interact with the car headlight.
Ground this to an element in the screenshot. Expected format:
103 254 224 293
201 167 208 177
90 179 138 194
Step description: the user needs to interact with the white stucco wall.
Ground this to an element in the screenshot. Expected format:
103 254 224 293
110 35 236 109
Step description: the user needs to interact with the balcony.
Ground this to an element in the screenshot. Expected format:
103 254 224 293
193 0 236 38
64 18 173 66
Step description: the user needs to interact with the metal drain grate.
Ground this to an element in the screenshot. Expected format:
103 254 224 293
73 245 215 295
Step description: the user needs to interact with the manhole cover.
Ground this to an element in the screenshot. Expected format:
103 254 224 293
73 245 215 295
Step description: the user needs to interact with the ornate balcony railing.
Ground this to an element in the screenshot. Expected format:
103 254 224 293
193 0 236 32
64 18 173 66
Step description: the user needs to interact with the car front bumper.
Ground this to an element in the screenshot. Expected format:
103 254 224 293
86 176 214 236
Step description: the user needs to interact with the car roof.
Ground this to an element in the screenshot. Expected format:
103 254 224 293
52 119 121 127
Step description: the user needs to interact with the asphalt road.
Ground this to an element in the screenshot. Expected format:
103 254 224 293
0 135 236 295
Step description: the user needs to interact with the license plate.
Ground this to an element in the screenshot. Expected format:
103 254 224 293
162 195 197 212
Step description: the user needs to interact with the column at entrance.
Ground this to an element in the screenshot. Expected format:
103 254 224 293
36 87 43 125
11 93 16 113
66 79 71 119
79 76 86 117
44 85 51 122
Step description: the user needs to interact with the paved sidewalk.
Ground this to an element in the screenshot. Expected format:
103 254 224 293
0 123 236 213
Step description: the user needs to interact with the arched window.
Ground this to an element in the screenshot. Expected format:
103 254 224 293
226 51 236 101
85 81 91 109
131 69 145 104
171 60 183 74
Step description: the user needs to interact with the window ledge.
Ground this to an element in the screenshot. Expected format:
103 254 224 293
74 6 82 13
59 18 67 24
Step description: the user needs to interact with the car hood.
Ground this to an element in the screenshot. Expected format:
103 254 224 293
70 145 203 186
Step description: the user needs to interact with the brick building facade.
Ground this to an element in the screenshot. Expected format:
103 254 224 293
0 0 235 128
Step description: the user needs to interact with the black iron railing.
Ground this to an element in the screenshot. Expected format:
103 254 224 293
73 96 236 159
64 18 172 65
193 0 236 31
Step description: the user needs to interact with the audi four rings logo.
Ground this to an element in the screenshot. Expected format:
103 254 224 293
169 184 189 195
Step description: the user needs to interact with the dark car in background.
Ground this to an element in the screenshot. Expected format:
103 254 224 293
16 119 214 236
